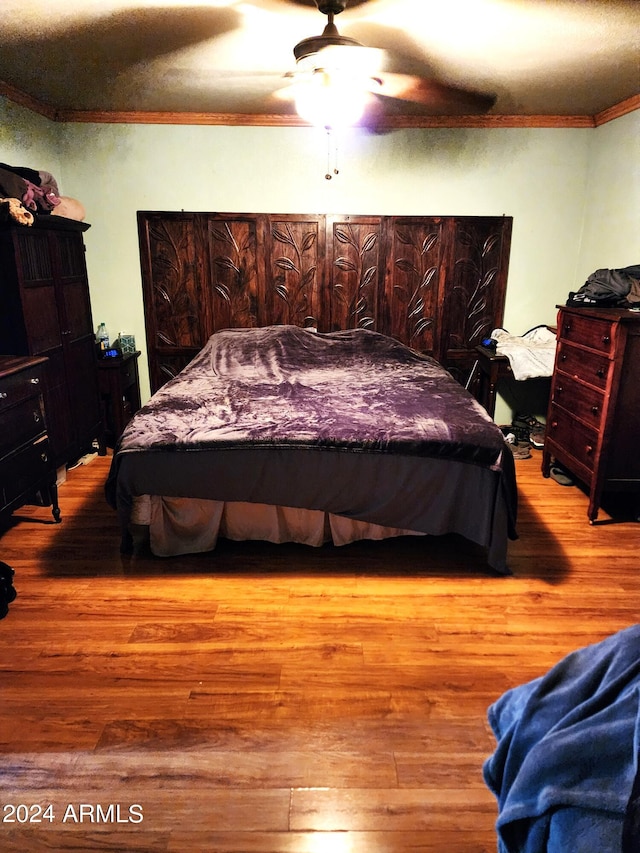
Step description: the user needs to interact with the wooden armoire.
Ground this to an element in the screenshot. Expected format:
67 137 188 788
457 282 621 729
138 212 512 394
0 217 102 468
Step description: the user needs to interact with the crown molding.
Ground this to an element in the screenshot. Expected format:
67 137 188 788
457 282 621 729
594 94 640 126
0 79 57 121
1 79 637 129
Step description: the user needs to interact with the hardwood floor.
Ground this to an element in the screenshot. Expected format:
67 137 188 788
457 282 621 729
0 452 638 852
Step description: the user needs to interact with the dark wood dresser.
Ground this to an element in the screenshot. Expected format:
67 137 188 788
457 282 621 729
0 217 102 469
542 305 640 521
0 355 60 523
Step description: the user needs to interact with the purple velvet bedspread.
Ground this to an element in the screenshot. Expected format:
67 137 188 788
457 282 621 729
105 326 517 571
112 325 506 465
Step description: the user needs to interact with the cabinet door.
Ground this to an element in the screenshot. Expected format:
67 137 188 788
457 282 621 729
65 336 101 442
56 233 101 431
52 230 101 462
12 229 63 355
39 350 74 464
56 232 95 340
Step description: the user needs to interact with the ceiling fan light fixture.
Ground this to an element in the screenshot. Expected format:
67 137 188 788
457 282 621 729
293 66 371 128
291 3 381 128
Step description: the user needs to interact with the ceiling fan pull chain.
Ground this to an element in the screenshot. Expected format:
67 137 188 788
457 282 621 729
325 127 340 180
325 127 333 179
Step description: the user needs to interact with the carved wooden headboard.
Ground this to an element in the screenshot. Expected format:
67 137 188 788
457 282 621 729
137 211 512 394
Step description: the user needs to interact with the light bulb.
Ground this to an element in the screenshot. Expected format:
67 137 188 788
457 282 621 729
294 69 369 129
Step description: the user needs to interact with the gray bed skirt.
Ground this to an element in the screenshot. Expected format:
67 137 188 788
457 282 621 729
107 444 516 574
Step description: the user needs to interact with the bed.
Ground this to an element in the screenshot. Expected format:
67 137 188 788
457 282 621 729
105 324 517 573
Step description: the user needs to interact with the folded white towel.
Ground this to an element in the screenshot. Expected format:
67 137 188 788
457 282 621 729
491 326 557 381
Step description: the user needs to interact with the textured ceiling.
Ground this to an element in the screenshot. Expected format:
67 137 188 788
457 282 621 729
0 0 638 125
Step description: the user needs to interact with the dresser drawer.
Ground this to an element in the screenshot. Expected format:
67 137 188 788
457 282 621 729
552 374 606 430
555 341 611 390
0 396 46 457
558 312 615 355
0 365 45 414
547 405 599 473
0 436 53 508
120 359 138 389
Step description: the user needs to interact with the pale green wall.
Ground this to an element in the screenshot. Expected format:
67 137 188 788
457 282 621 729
58 121 592 407
577 109 640 276
2 96 637 420
0 98 62 187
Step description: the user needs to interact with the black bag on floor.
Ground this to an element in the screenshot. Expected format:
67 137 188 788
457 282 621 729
0 561 17 620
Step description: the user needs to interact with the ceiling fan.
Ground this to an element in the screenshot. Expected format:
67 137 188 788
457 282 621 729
281 0 497 127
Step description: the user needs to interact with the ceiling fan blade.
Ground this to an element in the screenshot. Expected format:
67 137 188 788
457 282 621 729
275 4 495 122
310 43 386 75
375 72 496 114
272 84 297 103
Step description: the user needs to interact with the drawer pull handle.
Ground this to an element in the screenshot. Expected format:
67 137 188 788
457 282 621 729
0 391 7 399
556 385 563 394
551 420 558 429
560 354 568 362
29 377 40 385
591 406 599 416
596 368 605 379
585 445 594 456
33 412 41 423
40 452 48 463
602 335 610 345
564 323 572 333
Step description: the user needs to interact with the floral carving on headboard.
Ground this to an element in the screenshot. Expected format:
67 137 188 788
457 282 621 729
393 229 439 347
448 228 501 350
149 219 200 348
332 224 379 330
271 223 318 325
210 221 257 327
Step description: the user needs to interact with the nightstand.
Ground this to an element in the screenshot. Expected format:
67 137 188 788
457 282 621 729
472 346 512 418
97 352 141 453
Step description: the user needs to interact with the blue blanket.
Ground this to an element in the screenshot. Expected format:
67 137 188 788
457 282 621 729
483 624 640 852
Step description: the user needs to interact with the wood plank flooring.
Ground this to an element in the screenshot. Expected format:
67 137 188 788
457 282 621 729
0 452 638 852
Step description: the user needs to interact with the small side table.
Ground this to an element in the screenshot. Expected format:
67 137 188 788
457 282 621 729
471 345 512 419
97 352 141 453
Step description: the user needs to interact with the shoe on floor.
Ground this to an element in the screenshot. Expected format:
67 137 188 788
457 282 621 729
514 413 544 430
550 464 574 486
513 414 544 444
509 442 532 460
529 426 545 449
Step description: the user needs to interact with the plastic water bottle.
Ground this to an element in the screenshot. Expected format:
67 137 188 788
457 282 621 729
96 322 110 353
